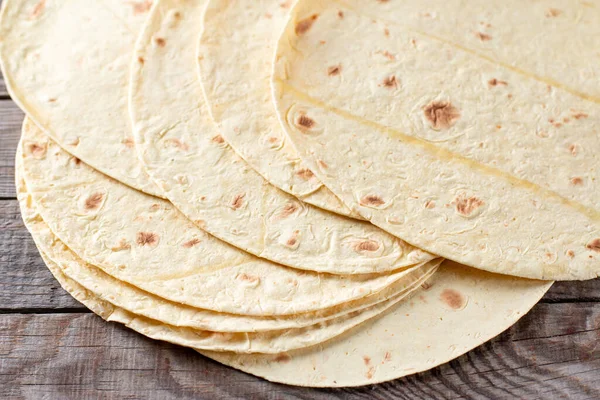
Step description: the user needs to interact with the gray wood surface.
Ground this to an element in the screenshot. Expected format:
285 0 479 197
0 68 599 399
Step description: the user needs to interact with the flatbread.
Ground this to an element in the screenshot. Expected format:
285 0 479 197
273 0 600 280
202 262 552 386
20 118 437 316
198 0 355 218
34 245 438 354
17 164 438 332
129 0 435 275
0 0 162 196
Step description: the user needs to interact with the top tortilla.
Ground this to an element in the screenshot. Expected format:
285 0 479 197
273 0 600 280
129 0 435 274
0 0 162 196
198 0 356 218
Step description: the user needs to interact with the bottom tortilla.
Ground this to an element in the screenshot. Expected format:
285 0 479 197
201 262 551 387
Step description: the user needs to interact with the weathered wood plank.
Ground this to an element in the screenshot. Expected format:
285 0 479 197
0 101 23 198
0 303 598 399
0 201 87 311
0 76 6 98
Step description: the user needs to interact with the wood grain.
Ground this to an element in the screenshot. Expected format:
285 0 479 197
0 303 598 400
0 100 23 198
0 75 6 97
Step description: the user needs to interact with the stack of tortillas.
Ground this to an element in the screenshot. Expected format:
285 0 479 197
1 0 597 387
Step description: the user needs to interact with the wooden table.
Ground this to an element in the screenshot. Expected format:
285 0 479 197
1 71 600 400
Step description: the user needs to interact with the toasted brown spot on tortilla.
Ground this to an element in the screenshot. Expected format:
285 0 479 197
567 250 575 258
280 0 293 8
571 177 584 186
546 8 563 17
454 194 484 217
382 75 398 88
279 203 299 218
73 158 81 165
327 65 341 76
384 28 390 37
423 101 460 130
264 12 273 19
421 282 432 290
231 194 245 210
183 238 201 248
476 32 492 41
122 138 135 148
296 168 315 180
29 143 47 159
70 137 80 146
295 14 318 35
154 37 166 47
138 56 145 64
587 239 600 252
166 138 189 151
360 195 386 207
48 98 57 103
238 273 260 283
425 200 436 209
488 78 508 87
572 112 589 120
287 237 298 247
85 193 104 210
383 352 392 363
569 144 578 156
212 135 225 144
363 356 371 365
111 239 131 252
274 353 291 363
317 160 329 169
136 232 159 247
338 11 344 18
150 204 161 211
195 220 206 228
440 288 466 310
30 0 46 18
297 115 315 129
132 1 152 14
354 240 380 253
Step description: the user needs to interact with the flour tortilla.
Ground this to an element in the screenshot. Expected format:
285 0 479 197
273 0 600 280
17 165 438 333
129 0 434 275
34 243 439 354
198 0 355 218
20 118 437 316
0 0 162 197
202 262 552 386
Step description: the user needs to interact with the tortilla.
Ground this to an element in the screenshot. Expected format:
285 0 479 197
17 164 438 332
202 261 552 386
129 0 434 275
0 0 162 196
20 118 437 316
272 0 600 280
34 243 439 353
198 0 355 218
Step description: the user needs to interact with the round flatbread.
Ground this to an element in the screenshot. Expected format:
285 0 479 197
129 0 435 275
272 0 600 280
202 262 552 386
0 0 162 196
20 118 435 316
17 164 438 332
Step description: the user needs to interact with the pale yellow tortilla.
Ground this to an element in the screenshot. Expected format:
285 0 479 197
198 0 356 217
202 261 552 386
17 163 438 332
20 118 437 316
129 0 435 275
0 0 162 196
273 0 600 280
